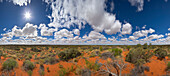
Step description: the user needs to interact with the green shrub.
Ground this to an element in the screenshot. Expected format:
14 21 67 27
143 43 148 49
27 70 33 76
39 64 45 76
166 62 170 71
154 48 167 59
58 48 81 61
59 64 63 68
85 59 100 71
44 57 59 64
31 47 41 52
127 46 131 50
23 60 35 71
125 48 153 66
99 46 103 51
111 48 122 56
137 44 142 47
58 68 67 76
26 54 32 60
34 55 37 60
2 59 18 71
47 67 50 72
0 50 3 59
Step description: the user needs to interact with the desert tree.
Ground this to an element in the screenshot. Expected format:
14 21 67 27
99 57 126 76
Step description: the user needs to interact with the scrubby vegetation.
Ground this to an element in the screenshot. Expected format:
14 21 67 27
154 48 167 60
2 59 18 71
110 48 122 56
23 60 35 71
125 48 153 65
58 48 81 61
0 45 169 76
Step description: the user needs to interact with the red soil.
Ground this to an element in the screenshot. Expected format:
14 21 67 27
0 50 169 76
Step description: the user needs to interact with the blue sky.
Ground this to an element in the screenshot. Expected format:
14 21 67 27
0 0 169 45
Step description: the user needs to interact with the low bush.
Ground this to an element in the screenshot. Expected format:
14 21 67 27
23 60 35 71
143 43 148 49
111 48 122 56
44 57 59 64
58 48 81 61
27 70 33 76
0 50 3 59
125 48 153 66
85 59 100 71
31 47 41 52
2 59 18 71
166 62 170 71
39 64 45 76
154 48 167 60
99 46 103 51
127 46 131 50
47 67 50 72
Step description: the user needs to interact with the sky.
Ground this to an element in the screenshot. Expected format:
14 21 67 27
0 0 170 45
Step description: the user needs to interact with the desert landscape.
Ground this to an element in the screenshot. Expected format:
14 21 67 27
0 0 170 76
0 44 169 76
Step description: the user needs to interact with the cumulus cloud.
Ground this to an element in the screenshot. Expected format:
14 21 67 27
1 23 38 37
3 28 6 31
128 0 144 11
133 28 155 38
44 0 123 35
129 36 137 40
54 29 73 39
39 24 56 36
168 28 170 31
148 34 164 40
166 33 170 36
85 31 106 40
0 0 31 6
142 25 146 29
73 29 80 35
121 23 132 35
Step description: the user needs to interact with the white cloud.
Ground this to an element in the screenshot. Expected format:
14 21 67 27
54 29 73 39
148 34 164 40
129 36 137 40
128 0 144 11
39 24 56 36
44 0 122 35
73 29 80 35
1 23 38 37
165 0 168 2
86 31 106 40
3 28 6 31
133 28 155 38
142 25 146 29
168 28 170 31
165 33 170 36
121 23 132 35
0 0 31 6
12 0 31 6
